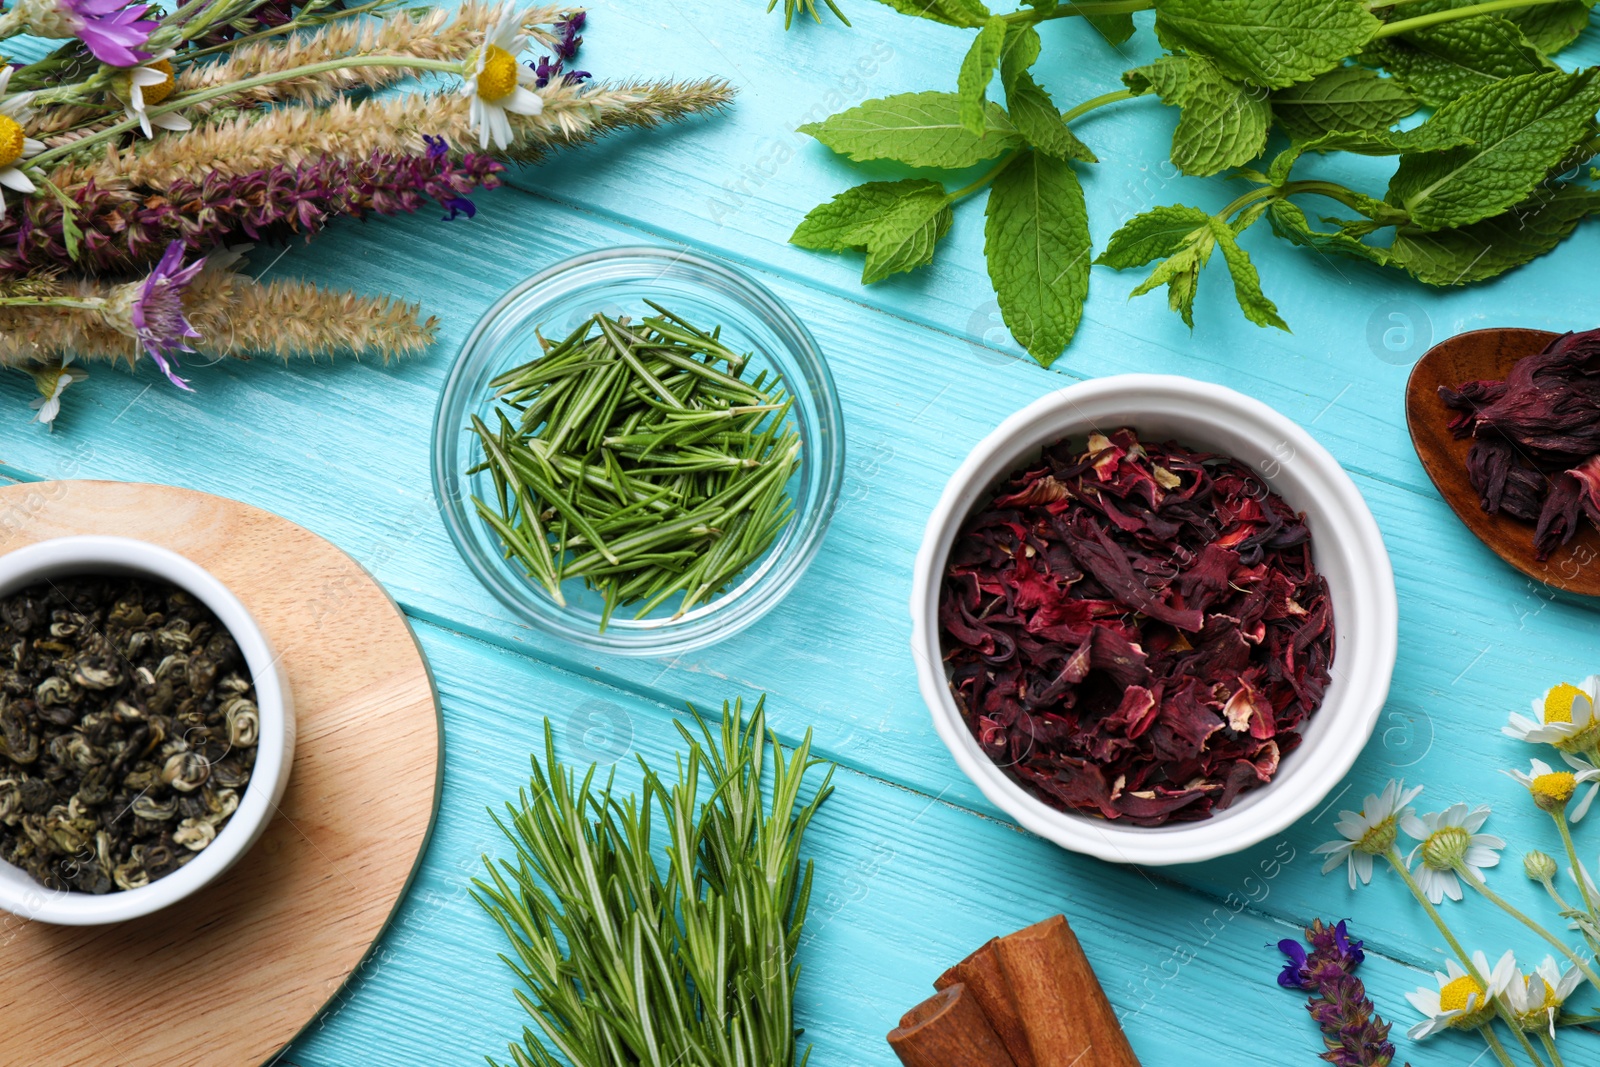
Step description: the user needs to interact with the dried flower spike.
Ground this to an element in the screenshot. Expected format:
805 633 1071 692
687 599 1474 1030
1278 920 1403 1067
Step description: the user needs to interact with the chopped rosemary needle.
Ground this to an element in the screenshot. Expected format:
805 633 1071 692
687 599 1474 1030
468 305 801 629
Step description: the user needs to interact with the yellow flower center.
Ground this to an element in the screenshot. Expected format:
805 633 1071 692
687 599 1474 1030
142 59 175 107
0 114 24 168
1544 683 1587 724
1440 975 1485 1014
1532 771 1577 810
1356 815 1397 856
476 45 519 102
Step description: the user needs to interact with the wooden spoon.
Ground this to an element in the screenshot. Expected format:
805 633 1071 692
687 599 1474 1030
1405 326 1600 596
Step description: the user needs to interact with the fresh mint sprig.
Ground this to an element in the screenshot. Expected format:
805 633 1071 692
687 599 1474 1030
786 0 1600 364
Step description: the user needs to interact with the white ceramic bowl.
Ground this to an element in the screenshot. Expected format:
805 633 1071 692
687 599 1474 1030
910 375 1397 866
0 535 294 924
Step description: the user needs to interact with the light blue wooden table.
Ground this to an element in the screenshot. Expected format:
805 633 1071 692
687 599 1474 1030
4 3 1600 1064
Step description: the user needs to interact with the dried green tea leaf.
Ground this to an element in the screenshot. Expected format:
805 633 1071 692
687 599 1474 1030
1097 204 1213 269
872 0 990 27
1208 218 1289 330
1271 66 1418 140
1387 69 1600 230
790 179 949 251
1366 17 1554 107
1389 185 1600 284
1125 54 1272 176
959 17 1010 134
799 92 1021 169
984 151 1092 366
1153 0 1380 89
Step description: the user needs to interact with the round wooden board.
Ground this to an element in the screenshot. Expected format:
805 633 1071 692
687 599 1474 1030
0 480 440 1067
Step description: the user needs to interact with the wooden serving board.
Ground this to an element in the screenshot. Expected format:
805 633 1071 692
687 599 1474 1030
0 480 440 1067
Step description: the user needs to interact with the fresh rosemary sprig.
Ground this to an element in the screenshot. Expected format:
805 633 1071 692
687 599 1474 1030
468 305 801 629
474 696 835 1067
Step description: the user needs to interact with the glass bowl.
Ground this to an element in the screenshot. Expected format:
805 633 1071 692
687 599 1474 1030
433 246 845 657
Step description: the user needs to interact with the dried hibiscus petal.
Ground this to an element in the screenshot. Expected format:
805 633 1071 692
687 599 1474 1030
1440 327 1600 559
939 429 1335 827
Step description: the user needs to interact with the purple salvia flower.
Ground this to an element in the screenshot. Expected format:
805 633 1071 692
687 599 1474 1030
555 11 584 60
533 12 590 88
61 0 158 66
129 239 204 389
0 150 506 275
1276 920 1406 1067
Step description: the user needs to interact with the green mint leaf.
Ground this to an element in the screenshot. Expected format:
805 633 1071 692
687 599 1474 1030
1295 121 1474 156
1096 205 1213 268
1129 238 1211 328
1153 0 1380 89
1125 54 1271 177
1001 26 1095 163
1389 185 1599 284
959 17 1010 135
790 179 949 251
1266 200 1391 265
872 0 990 28
1271 67 1418 141
798 92 1022 169
1366 18 1553 107
863 199 955 283
1001 23 1042 78
1387 69 1600 230
984 150 1092 366
1510 1 1591 55
1207 218 1288 331
1085 11 1137 44
1007 76 1098 162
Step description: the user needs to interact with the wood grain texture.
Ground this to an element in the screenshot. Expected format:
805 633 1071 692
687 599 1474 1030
1405 327 1600 595
0 482 439 1067
0 2 1595 1064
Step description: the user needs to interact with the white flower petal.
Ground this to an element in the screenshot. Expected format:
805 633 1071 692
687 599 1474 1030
0 166 35 194
501 85 543 116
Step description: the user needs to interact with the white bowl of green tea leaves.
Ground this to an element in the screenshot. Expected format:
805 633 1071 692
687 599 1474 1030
434 247 844 656
0 536 293 925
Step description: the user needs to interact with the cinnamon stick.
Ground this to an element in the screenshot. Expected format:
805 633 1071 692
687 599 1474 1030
935 939 1036 1067
888 983 1018 1067
993 915 1141 1067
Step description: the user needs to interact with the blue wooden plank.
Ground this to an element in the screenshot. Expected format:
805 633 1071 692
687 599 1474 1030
277 618 1578 1067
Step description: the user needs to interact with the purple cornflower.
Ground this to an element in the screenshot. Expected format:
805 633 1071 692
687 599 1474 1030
1277 920 1403 1067
60 0 158 67
129 239 204 390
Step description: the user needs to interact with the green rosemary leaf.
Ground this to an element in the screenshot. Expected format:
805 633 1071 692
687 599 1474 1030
477 698 832 1067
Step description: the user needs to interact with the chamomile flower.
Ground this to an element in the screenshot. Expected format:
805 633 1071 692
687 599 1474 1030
1505 956 1584 1037
28 364 87 429
1508 755 1600 820
1505 677 1600 752
1401 802 1504 904
1312 779 1423 890
460 6 544 150
115 51 190 138
0 69 43 216
1405 951 1515 1040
